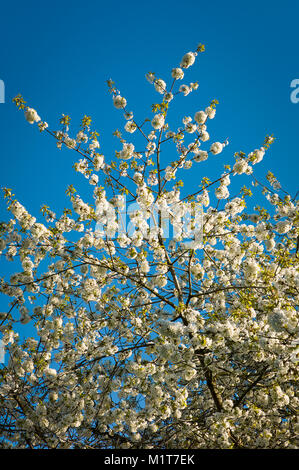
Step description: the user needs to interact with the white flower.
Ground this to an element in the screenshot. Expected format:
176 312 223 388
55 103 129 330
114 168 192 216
244 259 260 278
133 172 143 185
93 154 104 170
265 238 275 251
179 85 191 96
25 107 40 124
164 92 173 102
225 197 245 215
221 174 231 186
200 130 209 142
113 95 127 109
117 233 131 247
194 150 208 162
151 113 165 130
197 189 209 207
140 259 150 273
31 222 49 239
194 111 207 124
249 148 265 165
65 136 76 149
233 159 248 175
22 258 34 272
50 391 58 401
184 160 193 169
89 174 99 185
89 139 100 150
183 366 197 380
245 165 253 175
2 330 15 345
171 68 184 80
120 143 135 160
183 116 192 124
210 142 223 155
165 166 176 181
124 111 133 120
191 264 204 278
205 106 216 119
125 120 137 133
147 172 158 186
154 79 166 94
185 122 197 133
223 399 234 410
146 141 156 155
156 275 167 287
76 130 88 143
148 130 157 140
276 220 292 234
215 185 230 199
180 52 196 69
45 368 57 379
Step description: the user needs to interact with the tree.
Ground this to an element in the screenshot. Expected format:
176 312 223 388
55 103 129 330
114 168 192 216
0 44 298 449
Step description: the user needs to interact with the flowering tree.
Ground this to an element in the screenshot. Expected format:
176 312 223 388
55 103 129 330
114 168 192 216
0 44 298 449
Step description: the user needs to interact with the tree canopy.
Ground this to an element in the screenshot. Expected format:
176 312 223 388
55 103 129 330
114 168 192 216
0 44 298 449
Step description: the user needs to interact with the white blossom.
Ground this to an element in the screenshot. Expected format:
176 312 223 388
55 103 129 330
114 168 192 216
205 106 216 119
210 142 224 155
194 110 207 124
113 95 127 109
25 107 41 124
120 142 135 159
276 220 292 234
194 150 208 162
125 120 137 133
154 79 166 94
151 113 165 130
180 52 196 69
233 159 249 174
179 84 191 96
215 185 230 199
171 68 184 80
